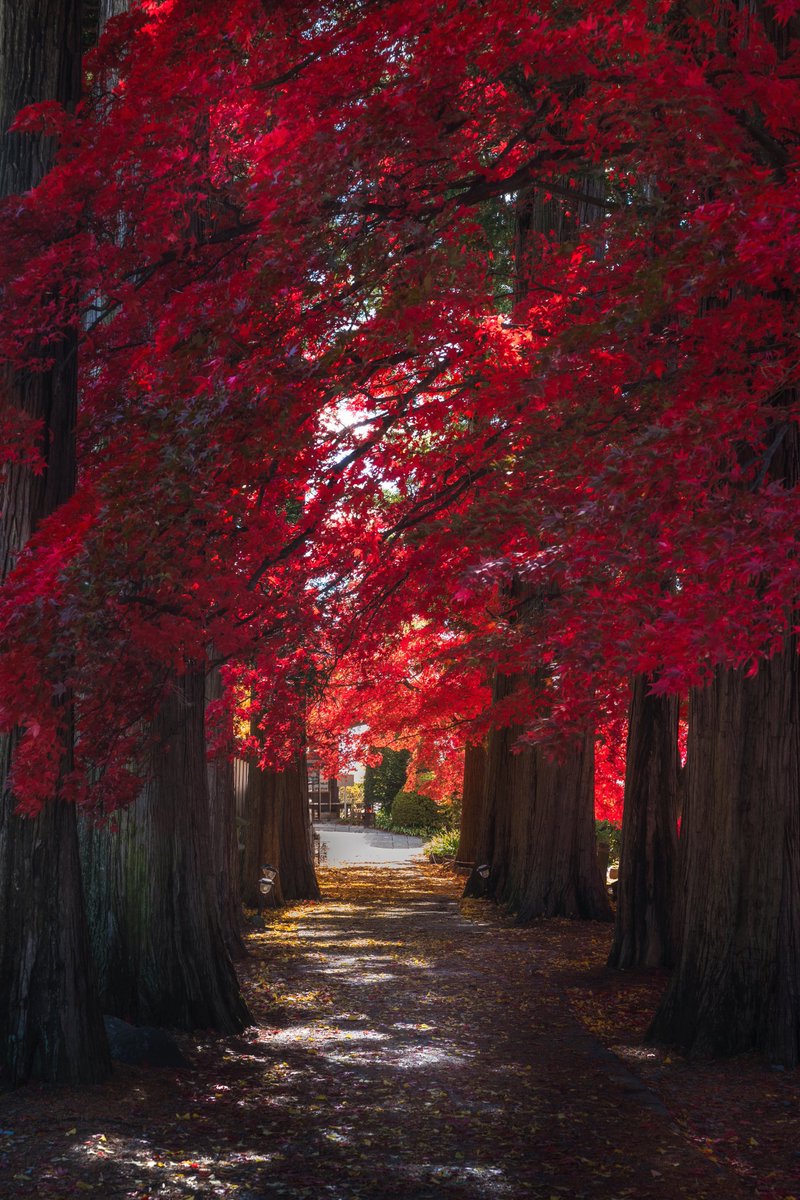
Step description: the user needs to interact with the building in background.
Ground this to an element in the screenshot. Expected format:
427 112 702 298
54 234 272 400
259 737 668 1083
307 749 340 821
307 751 363 822
338 773 356 819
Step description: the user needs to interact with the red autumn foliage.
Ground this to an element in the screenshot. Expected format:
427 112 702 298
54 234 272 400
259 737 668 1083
0 0 797 813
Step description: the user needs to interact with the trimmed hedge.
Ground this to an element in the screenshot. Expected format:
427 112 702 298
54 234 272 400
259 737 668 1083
391 791 442 833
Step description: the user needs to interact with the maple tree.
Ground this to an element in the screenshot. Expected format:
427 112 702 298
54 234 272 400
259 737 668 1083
1 0 799 1079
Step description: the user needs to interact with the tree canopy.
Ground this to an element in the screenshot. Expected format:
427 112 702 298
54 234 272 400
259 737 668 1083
0 0 797 813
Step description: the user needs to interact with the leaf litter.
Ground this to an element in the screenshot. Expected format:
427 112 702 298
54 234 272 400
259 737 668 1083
0 861 796 1199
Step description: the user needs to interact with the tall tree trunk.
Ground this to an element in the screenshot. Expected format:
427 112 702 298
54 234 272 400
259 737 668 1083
0 732 110 1084
608 678 681 970
82 669 251 1032
457 741 485 865
0 0 111 1085
241 747 319 907
241 761 285 909
650 409 800 1062
464 673 610 920
206 665 246 959
279 745 320 901
648 646 800 1064
516 728 610 921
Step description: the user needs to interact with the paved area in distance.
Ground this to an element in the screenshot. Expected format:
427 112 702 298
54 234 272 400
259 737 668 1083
315 822 426 866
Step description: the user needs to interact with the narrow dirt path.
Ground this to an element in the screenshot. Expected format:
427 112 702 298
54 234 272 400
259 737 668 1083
0 862 787 1199
230 863 755 1200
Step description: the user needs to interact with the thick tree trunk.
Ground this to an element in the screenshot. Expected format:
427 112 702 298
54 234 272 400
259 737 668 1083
457 742 486 865
82 670 251 1032
0 733 110 1084
516 728 610 921
0 0 111 1085
464 674 532 907
648 648 800 1064
206 666 246 959
279 746 320 901
608 678 681 970
207 746 247 957
241 761 285 909
241 748 319 907
464 673 610 921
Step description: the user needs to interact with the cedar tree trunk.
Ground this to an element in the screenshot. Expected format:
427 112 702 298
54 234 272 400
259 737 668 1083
516 727 610 921
608 678 681 970
0 732 110 1084
0 0 111 1084
82 669 251 1032
464 673 610 921
648 648 800 1064
206 665 246 959
457 742 486 865
241 748 319 907
241 761 285 909
463 178 609 921
279 745 320 901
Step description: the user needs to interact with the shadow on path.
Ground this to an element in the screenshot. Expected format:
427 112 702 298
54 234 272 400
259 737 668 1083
0 863 760 1200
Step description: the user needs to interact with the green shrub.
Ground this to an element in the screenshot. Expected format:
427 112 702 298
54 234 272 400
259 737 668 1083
436 796 462 830
424 828 460 862
364 747 411 816
374 792 449 837
595 819 622 862
391 791 442 832
374 810 431 837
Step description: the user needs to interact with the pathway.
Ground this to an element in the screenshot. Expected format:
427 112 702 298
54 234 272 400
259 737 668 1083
0 863 778 1199
232 865 755 1200
314 822 426 866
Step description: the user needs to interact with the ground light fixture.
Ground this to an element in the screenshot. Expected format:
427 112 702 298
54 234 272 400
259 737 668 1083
258 864 279 915
259 864 278 894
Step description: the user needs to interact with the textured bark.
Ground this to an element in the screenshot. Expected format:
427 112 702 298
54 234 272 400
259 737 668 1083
464 673 610 921
0 0 111 1085
241 762 284 909
81 670 251 1032
206 666 246 959
648 647 800 1064
0 735 110 1085
457 742 486 865
608 678 681 970
646 265 800 1061
279 747 320 901
516 728 610 921
241 747 319 907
